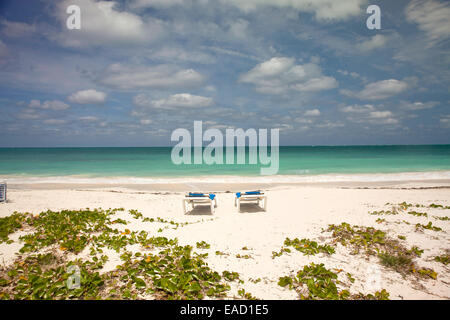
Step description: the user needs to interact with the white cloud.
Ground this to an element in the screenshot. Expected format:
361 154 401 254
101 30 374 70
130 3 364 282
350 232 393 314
140 119 153 125
68 89 107 104
29 100 41 108
440 115 450 127
341 104 398 125
1 20 36 38
340 104 374 113
148 47 215 64
406 0 450 46
227 19 250 40
17 108 42 120
358 34 388 51
130 0 186 9
304 109 321 116
337 70 360 79
243 57 294 80
399 101 439 110
43 119 67 125
341 79 409 100
0 40 9 62
376 118 399 125
53 0 165 47
222 0 367 21
316 120 345 129
98 64 205 90
369 111 393 119
130 0 367 22
240 57 338 94
29 100 70 110
79 116 100 122
206 46 261 62
292 76 338 92
133 93 213 109
294 118 314 124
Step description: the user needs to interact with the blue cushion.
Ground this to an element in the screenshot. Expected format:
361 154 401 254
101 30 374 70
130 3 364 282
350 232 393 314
189 193 205 197
236 191 261 198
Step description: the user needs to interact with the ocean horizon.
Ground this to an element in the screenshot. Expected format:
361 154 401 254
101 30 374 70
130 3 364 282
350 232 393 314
1 145 450 183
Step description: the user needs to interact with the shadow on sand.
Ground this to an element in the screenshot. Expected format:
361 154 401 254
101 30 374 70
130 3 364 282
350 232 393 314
237 203 265 213
185 205 214 216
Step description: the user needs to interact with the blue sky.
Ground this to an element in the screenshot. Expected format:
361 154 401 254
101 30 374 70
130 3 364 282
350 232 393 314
0 0 449 147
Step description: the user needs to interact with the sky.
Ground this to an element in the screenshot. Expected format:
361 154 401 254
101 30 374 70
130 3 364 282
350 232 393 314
0 0 449 147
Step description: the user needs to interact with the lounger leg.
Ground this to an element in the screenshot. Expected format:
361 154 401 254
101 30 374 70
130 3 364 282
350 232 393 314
263 196 267 211
210 200 215 214
237 198 240 212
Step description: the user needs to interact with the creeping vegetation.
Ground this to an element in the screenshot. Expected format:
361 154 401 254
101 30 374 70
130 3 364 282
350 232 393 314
433 216 449 221
0 253 106 300
325 223 435 279
107 245 230 300
249 277 261 284
407 211 428 218
434 254 449 265
237 288 258 300
129 209 215 232
373 202 450 223
278 263 389 300
0 209 238 300
369 209 399 216
215 251 229 256
222 271 240 282
325 223 388 255
415 222 442 232
196 241 210 249
429 203 450 209
0 212 30 244
389 202 450 210
272 237 334 258
20 208 122 253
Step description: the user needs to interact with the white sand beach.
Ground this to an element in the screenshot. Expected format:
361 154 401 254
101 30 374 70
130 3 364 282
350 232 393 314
1 179 449 300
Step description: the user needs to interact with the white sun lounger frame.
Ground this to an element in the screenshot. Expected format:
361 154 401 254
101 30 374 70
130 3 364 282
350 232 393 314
0 182 6 203
183 194 217 214
234 192 267 212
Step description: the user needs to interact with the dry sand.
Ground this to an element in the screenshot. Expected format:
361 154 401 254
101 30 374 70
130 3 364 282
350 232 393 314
1 181 449 300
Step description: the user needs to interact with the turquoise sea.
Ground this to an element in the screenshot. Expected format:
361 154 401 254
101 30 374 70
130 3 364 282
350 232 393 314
0 145 450 181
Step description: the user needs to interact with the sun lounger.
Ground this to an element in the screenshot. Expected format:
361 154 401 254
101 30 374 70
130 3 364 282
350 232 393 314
235 190 266 212
183 192 217 214
0 182 6 203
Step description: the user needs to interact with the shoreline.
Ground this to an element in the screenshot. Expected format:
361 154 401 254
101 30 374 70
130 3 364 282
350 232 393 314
5 180 450 193
2 170 450 192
